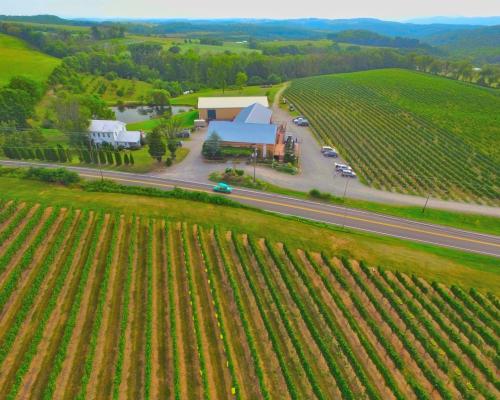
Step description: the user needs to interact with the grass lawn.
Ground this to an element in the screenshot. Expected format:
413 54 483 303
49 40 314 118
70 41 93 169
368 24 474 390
170 84 284 106
0 33 60 85
0 175 498 293
126 110 199 132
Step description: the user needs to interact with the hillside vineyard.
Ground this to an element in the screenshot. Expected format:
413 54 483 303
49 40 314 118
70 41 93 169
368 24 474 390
0 201 499 399
285 69 500 206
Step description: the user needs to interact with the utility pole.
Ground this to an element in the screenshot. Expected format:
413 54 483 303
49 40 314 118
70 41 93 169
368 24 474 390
422 192 431 213
342 178 350 201
89 140 104 182
253 146 257 183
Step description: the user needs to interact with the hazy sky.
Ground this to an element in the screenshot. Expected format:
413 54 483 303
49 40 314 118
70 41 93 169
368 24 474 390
2 0 500 20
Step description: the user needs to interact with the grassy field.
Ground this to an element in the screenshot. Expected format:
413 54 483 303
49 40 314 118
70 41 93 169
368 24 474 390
121 35 260 54
0 181 498 399
171 84 284 106
126 110 199 132
285 69 500 206
0 33 60 85
81 75 153 105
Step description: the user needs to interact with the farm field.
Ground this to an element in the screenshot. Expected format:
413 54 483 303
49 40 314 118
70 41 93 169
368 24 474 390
285 69 500 206
0 198 498 399
0 33 60 85
81 75 153 105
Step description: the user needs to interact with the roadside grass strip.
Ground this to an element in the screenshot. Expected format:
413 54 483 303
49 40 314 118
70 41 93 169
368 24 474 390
197 227 239 398
112 217 137 400
0 207 59 311
181 223 210 399
77 216 120 399
41 213 105 400
214 228 270 400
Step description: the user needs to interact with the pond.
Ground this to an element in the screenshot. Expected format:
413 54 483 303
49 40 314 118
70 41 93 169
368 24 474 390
111 105 193 123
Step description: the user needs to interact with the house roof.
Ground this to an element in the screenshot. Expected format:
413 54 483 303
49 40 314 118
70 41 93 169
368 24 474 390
198 96 269 109
207 121 277 145
234 103 272 124
116 130 141 143
89 119 125 132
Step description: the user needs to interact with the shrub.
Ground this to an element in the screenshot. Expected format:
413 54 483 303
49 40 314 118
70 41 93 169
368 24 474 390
25 167 80 185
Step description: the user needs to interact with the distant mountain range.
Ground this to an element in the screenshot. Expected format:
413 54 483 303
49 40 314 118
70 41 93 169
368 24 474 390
406 16 500 26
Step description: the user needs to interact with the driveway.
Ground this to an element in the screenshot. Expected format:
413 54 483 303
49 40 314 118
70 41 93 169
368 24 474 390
151 87 500 216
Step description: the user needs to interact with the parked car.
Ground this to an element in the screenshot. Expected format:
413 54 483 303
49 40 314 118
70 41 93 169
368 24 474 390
297 119 309 127
213 182 233 193
335 163 350 171
293 116 305 123
341 170 357 178
321 146 335 153
176 129 191 139
323 150 338 158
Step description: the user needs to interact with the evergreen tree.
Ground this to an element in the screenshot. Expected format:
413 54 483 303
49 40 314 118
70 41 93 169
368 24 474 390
99 150 107 164
35 148 44 160
147 128 166 162
124 153 130 165
106 151 114 164
66 149 73 163
129 153 135 165
114 151 122 166
57 145 67 162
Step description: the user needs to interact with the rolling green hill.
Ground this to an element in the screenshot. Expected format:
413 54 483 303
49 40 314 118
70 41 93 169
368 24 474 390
0 33 60 85
285 69 500 205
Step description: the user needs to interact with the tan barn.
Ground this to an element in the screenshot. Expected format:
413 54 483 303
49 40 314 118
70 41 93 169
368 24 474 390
198 96 269 121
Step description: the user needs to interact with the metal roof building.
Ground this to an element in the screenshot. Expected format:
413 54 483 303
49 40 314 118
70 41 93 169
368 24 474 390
206 121 277 145
233 103 273 124
198 96 269 121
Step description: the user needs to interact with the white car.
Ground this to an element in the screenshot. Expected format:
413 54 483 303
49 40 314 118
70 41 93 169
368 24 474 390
341 169 357 178
321 146 334 153
335 163 351 171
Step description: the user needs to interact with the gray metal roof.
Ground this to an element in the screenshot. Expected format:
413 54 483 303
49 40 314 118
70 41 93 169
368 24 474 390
89 119 125 132
233 103 272 124
207 121 277 145
116 131 141 143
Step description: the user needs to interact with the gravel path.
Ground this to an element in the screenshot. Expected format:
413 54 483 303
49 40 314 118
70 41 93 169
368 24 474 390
151 87 500 216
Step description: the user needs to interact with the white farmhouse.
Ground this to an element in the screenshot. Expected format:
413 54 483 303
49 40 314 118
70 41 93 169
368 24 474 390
88 120 142 149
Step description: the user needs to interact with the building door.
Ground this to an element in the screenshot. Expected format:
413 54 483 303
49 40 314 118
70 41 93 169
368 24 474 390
207 109 216 120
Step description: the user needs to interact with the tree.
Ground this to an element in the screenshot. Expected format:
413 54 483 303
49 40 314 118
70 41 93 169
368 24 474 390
202 132 222 159
129 152 135 165
147 129 166 162
114 151 122 166
52 93 91 146
106 151 114 164
57 144 67 162
266 73 281 85
148 89 170 107
235 71 248 89
0 88 35 126
156 118 182 160
124 153 130 165
8 76 42 100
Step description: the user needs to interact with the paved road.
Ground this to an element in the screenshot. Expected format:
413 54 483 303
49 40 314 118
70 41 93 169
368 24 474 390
2 160 500 258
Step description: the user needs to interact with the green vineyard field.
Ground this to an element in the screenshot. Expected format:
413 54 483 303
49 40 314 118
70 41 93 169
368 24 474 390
0 199 498 399
285 69 500 206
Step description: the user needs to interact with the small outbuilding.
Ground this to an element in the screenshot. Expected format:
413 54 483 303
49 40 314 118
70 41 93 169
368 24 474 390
198 96 269 121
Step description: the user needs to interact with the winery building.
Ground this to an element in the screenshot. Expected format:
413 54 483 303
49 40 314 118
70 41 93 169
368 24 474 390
198 96 269 121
